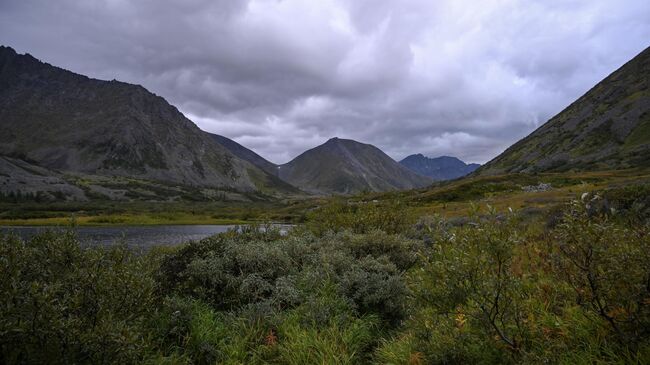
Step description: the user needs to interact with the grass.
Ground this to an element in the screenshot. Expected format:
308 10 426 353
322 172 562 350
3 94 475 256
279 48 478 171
347 169 650 221
0 214 248 226
4 169 650 227
0 198 323 226
624 112 650 148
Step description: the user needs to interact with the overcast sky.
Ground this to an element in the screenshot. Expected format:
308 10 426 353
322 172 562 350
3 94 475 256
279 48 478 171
1 0 649 164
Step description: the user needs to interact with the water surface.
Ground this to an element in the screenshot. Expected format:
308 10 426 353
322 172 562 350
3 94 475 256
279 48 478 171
0 225 238 249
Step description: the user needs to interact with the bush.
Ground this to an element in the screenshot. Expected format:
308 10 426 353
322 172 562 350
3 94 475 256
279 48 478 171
305 200 415 235
0 231 159 364
409 210 527 363
552 195 650 344
393 201 650 364
159 229 420 326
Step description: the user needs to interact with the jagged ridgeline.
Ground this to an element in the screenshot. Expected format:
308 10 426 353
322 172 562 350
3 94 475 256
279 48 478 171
0 46 294 195
479 46 650 175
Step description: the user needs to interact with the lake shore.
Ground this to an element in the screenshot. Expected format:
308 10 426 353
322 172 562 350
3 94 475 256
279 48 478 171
0 214 252 227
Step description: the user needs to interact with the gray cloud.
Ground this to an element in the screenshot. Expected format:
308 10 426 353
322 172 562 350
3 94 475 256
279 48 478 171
1 0 649 164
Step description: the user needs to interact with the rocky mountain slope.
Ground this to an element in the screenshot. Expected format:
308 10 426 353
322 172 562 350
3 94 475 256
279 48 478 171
400 154 480 180
0 46 291 198
207 133 278 176
278 137 432 194
478 46 650 175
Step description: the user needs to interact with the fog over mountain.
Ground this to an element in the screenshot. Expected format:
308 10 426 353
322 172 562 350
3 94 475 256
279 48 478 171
1 0 649 164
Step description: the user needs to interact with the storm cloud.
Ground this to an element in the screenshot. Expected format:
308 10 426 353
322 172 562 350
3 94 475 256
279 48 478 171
1 0 649 163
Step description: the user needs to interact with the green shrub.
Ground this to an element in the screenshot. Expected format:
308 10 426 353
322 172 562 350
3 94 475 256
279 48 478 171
0 231 158 364
159 229 420 327
396 201 650 364
305 200 415 235
409 210 527 363
552 196 650 344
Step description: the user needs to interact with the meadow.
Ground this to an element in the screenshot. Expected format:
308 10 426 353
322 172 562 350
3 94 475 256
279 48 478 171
1 171 650 364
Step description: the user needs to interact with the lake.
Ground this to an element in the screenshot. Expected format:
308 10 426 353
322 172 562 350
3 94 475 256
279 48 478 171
0 225 242 249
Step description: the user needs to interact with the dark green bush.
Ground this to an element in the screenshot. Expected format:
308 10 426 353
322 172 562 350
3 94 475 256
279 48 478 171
0 231 158 364
159 228 420 326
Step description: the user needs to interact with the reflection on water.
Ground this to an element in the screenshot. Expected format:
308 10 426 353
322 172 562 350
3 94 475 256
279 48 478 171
0 225 252 249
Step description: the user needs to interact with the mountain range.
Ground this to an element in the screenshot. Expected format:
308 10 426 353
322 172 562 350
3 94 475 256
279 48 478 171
399 154 480 180
478 45 650 175
0 46 432 199
3 43 648 201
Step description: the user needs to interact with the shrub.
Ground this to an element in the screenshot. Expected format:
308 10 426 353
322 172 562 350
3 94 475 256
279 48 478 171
160 229 420 327
552 196 650 344
0 231 159 364
398 201 650 364
305 200 415 235
409 210 528 362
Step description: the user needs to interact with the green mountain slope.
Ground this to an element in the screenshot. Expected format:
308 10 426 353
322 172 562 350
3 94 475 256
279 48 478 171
0 45 290 195
278 137 432 195
478 46 650 175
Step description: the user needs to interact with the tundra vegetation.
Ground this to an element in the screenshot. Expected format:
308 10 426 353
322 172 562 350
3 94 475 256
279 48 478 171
1 180 650 364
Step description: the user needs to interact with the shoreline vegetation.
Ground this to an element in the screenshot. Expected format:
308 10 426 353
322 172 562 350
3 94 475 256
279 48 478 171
0 215 250 227
2 169 650 363
1 169 648 227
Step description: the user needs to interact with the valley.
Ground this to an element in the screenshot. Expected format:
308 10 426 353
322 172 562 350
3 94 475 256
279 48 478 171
1 36 650 364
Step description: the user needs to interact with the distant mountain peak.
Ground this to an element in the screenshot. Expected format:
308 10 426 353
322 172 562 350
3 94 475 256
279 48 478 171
325 136 359 146
279 138 431 195
400 154 480 181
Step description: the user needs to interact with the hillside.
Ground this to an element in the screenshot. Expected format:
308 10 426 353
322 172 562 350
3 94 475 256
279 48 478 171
207 133 278 176
278 137 432 194
0 46 291 198
478 46 650 175
400 154 480 180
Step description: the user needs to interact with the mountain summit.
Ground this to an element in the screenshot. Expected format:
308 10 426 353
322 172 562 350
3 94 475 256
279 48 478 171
478 46 650 175
278 137 432 194
400 154 480 180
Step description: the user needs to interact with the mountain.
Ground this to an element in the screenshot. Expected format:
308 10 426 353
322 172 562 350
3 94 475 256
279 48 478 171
278 137 432 194
478 46 650 175
400 154 480 180
207 133 278 176
0 45 290 197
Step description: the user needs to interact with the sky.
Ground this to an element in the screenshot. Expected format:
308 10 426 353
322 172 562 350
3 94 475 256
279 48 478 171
1 0 649 164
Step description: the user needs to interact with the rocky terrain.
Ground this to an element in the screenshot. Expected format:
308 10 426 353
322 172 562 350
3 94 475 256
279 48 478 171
207 133 279 176
478 46 650 175
0 46 294 200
